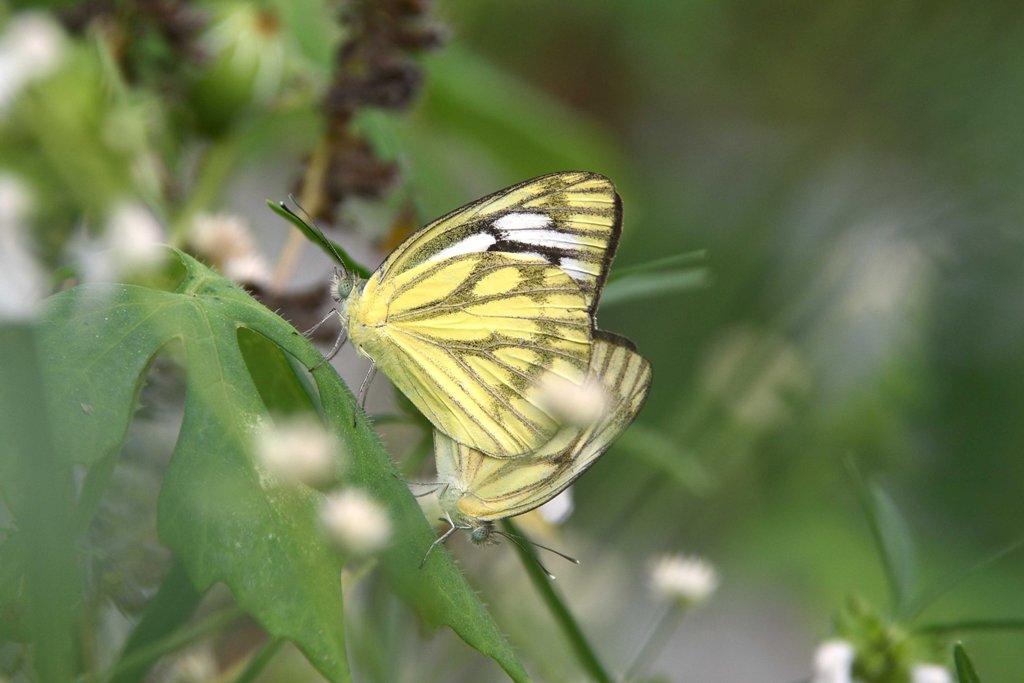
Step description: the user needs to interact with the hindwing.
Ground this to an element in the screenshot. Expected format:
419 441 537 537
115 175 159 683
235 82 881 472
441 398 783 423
435 332 652 522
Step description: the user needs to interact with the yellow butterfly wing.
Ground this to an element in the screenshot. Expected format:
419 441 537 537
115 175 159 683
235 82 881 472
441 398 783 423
348 252 592 457
435 332 652 523
344 172 623 458
375 171 622 315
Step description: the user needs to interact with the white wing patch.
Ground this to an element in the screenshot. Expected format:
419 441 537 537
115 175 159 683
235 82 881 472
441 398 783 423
430 232 497 263
494 212 553 231
506 229 584 251
559 257 591 282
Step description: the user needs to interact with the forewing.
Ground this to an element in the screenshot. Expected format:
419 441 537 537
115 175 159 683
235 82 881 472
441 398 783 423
377 172 622 315
354 252 593 458
436 333 652 522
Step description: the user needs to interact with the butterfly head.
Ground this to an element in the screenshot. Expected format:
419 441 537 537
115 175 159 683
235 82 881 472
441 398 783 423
468 522 497 546
330 267 357 303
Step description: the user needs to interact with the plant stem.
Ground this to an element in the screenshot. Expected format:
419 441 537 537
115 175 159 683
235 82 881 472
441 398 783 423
904 536 1024 621
501 519 613 683
622 602 684 682
607 250 708 280
232 637 286 683
914 618 1024 635
83 605 244 683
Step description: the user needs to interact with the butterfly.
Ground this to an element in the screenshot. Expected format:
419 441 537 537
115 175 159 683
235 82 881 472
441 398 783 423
425 332 651 556
332 171 623 458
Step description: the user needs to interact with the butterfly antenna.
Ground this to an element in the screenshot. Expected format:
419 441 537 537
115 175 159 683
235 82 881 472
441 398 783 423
280 196 350 277
493 532 552 581
493 528 577 565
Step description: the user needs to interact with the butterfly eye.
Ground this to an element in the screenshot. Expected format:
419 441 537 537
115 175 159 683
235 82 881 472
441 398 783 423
469 525 493 545
330 268 354 302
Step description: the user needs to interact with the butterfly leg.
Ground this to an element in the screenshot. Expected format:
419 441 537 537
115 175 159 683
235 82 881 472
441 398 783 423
357 362 377 407
350 361 377 426
324 328 349 361
311 329 348 371
302 309 338 338
419 512 459 568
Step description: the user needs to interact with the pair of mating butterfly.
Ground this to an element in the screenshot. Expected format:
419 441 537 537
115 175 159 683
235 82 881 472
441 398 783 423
315 171 651 566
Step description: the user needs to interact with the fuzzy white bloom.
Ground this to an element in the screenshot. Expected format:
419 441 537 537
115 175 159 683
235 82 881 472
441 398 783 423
254 416 340 487
649 554 719 605
911 664 952 683
538 487 574 525
0 174 45 320
540 373 608 427
107 203 164 270
321 488 392 555
0 12 68 110
811 639 856 683
188 213 269 284
77 202 165 281
174 646 219 682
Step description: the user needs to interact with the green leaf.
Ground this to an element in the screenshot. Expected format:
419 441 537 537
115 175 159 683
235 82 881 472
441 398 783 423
266 200 371 278
601 250 710 307
108 562 202 683
600 268 710 307
869 484 918 615
35 249 528 683
954 642 982 683
0 324 78 683
845 459 918 616
615 424 715 496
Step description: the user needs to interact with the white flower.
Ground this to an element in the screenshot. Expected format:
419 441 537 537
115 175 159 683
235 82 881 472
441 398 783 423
911 664 952 683
649 554 719 605
0 11 68 110
538 487 574 525
188 213 269 284
321 489 392 556
811 639 856 683
540 373 608 427
254 416 340 487
107 203 164 269
173 646 218 682
0 174 45 320
77 202 165 281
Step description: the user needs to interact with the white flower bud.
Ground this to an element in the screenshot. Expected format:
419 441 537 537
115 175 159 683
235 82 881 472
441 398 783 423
0 12 68 111
540 373 608 427
811 639 855 683
0 174 44 320
911 664 952 683
538 487 574 526
321 488 392 556
254 416 340 487
649 553 719 605
189 213 269 285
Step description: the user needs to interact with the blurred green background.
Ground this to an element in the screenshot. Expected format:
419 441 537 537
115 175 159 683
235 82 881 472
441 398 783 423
2 0 1023 680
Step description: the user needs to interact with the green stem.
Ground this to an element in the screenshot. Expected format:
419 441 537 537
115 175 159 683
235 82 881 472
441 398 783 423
232 638 286 683
171 137 241 246
622 602 684 682
904 536 1024 622
501 520 613 683
607 250 708 280
82 605 244 683
914 618 1024 635
843 456 905 614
